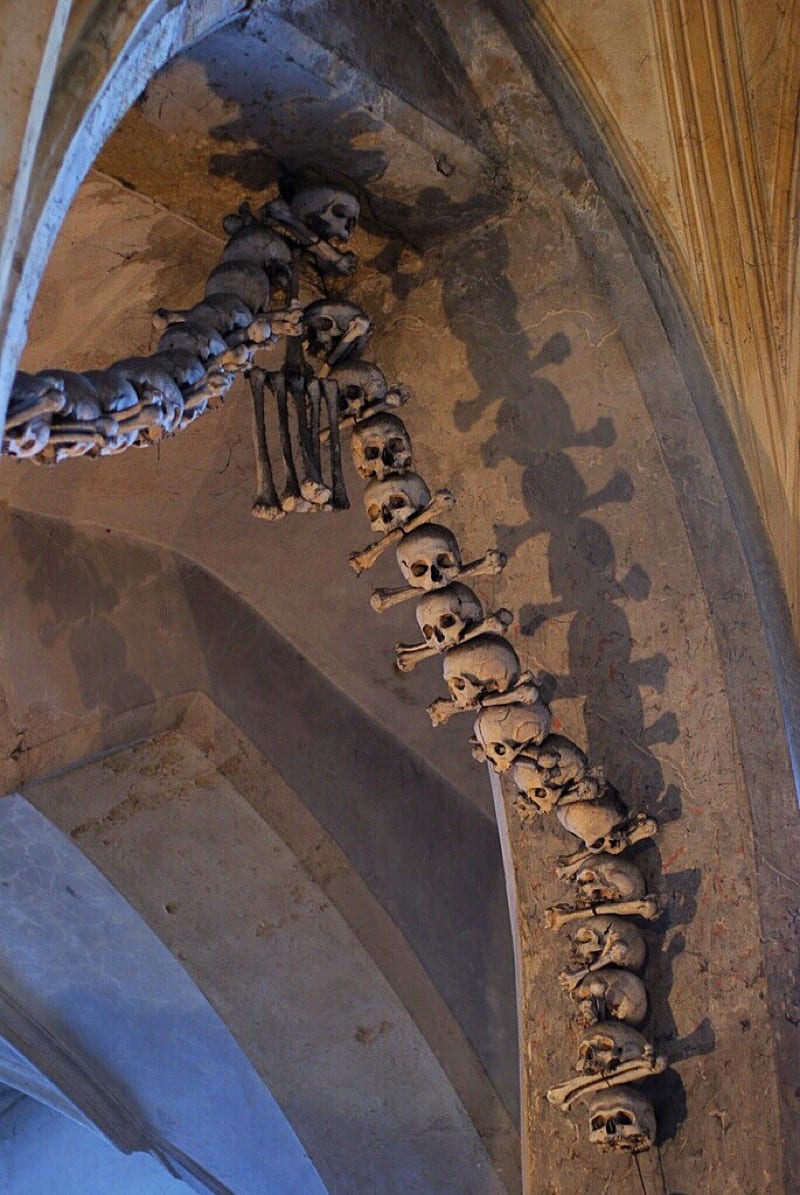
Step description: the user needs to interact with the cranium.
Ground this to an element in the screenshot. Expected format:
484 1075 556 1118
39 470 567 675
556 788 629 851
205 261 270 313
474 701 552 772
36 370 101 421
290 185 360 242
586 1087 656 1152
396 524 461 590
570 916 646 972
573 854 646 904
511 735 588 815
304 300 371 360
363 473 431 533
416 583 484 651
577 1022 650 1075
82 369 140 416
157 322 228 361
569 968 648 1027
149 350 205 391
7 371 65 423
351 410 412 479
442 634 521 710
223 224 293 288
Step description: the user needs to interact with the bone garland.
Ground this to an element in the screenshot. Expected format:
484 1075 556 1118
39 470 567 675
2 185 357 475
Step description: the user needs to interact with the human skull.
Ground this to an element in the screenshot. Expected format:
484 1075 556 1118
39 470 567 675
577 1022 650 1075
351 410 412 479
573 854 646 904
330 362 388 422
442 634 521 709
570 969 648 1027
290 185 360 242
396 524 461 590
474 701 552 772
511 735 588 815
149 350 205 391
363 473 430 533
190 293 254 334
557 788 629 852
569 916 646 973
157 322 228 361
204 261 270 313
223 225 293 288
7 371 65 421
36 371 102 421
415 583 483 651
304 300 370 360
587 1087 656 1152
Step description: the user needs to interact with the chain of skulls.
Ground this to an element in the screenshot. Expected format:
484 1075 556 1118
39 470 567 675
3 179 678 1163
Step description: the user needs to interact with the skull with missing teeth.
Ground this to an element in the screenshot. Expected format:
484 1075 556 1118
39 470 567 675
416 583 483 651
351 412 412 480
569 969 648 1027
474 701 552 772
587 1087 656 1152
330 362 389 422
557 787 630 852
442 634 520 710
364 473 430 533
396 524 461 590
511 735 588 815
578 1022 650 1075
569 916 646 973
304 299 370 360
573 854 646 904
290 185 360 242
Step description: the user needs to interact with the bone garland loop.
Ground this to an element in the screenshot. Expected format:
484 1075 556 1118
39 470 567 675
2 185 362 487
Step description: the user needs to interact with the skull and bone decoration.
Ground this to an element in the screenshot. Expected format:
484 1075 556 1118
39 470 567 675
4 172 684 1167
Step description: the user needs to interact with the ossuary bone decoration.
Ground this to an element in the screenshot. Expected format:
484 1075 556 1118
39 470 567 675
2 180 678 1164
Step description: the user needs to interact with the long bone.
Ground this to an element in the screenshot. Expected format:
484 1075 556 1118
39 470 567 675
547 1052 666 1112
249 367 284 521
395 609 513 672
4 376 65 429
266 371 309 512
545 897 661 930
427 671 540 727
318 315 372 375
288 372 331 506
349 489 456 575
370 550 506 613
322 378 349 510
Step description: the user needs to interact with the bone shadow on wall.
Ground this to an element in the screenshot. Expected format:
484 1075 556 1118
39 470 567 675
438 215 707 1149
11 514 156 722
167 25 507 252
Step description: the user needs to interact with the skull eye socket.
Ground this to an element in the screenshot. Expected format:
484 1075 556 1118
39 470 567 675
364 445 381 459
437 553 455 570
313 316 335 331
332 204 350 218
492 743 507 756
389 495 407 509
451 678 466 691
422 623 435 640
367 504 381 522
590 1116 607 1132
615 1111 634 1125
589 837 607 851
440 614 456 628
387 437 407 454
411 561 429 578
